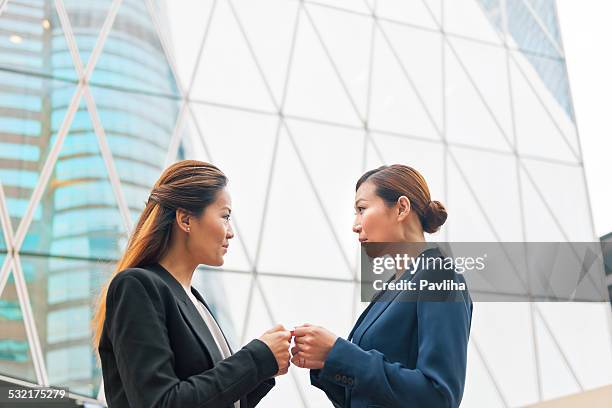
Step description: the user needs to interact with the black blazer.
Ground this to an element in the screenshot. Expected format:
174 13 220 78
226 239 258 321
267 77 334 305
98 263 277 407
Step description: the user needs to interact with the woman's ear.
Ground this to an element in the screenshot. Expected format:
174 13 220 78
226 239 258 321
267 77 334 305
397 196 411 221
175 208 191 232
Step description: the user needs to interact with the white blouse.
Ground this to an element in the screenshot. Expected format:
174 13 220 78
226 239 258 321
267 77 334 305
181 285 239 408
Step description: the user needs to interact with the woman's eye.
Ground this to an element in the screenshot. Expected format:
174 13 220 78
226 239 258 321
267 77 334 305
223 214 231 221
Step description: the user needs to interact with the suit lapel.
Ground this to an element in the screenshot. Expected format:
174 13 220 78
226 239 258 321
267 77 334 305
146 263 224 364
351 288 402 345
191 287 234 354
348 301 374 341
351 247 443 345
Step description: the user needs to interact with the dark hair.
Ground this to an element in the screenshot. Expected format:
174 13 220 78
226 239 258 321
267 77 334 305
92 160 227 350
356 164 447 234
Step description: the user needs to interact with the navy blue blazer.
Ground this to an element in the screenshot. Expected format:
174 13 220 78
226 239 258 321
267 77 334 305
310 247 473 408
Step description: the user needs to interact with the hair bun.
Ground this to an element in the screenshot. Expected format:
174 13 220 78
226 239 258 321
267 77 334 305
422 200 448 234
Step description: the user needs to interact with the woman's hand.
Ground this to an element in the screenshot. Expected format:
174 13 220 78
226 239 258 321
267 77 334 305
259 324 292 377
291 323 338 369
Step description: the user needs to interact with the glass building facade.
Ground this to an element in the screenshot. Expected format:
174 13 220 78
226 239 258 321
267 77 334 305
0 0 610 407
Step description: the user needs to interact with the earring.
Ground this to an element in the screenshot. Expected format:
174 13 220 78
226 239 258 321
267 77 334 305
186 227 191 232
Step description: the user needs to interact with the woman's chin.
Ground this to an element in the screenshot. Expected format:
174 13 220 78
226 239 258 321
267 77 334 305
200 256 224 267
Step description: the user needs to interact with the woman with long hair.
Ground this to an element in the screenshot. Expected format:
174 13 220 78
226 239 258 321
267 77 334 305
92 160 291 408
291 164 473 407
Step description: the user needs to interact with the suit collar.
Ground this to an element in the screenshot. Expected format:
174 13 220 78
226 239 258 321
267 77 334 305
350 246 444 345
145 263 224 364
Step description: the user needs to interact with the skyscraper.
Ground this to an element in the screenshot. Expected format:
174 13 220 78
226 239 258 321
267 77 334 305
0 0 181 398
0 0 610 407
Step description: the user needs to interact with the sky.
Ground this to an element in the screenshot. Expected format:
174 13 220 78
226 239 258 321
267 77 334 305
557 0 612 238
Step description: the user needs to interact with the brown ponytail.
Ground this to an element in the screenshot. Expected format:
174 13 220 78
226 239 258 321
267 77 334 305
356 164 447 234
91 160 227 354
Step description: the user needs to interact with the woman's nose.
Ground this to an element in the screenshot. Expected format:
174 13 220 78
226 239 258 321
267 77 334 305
353 223 361 233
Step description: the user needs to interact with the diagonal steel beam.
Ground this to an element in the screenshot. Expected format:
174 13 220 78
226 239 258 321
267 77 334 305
0 182 14 300
82 0 123 82
144 0 187 97
83 85 133 234
164 101 189 167
54 0 85 77
13 84 85 250
12 253 49 385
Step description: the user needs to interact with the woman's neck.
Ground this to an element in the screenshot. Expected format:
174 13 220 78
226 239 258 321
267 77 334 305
158 253 197 289
393 237 428 280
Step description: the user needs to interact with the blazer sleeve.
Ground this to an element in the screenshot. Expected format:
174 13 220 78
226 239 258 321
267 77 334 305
246 378 275 408
106 274 278 408
315 298 472 408
309 369 345 407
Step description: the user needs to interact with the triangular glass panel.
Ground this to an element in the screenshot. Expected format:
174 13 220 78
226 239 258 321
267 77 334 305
257 125 353 279
534 306 581 400
306 5 372 119
505 0 561 58
380 20 443 131
448 36 514 148
230 0 300 106
521 158 593 241
369 24 440 140
518 163 567 241
62 0 114 67
21 98 128 260
0 71 80 234
526 0 562 46
164 0 215 90
510 52 579 162
370 132 445 201
88 0 180 97
241 281 273 345
0 268 37 383
514 52 575 127
444 0 503 44
445 41 513 151
450 146 523 241
364 135 386 170
375 0 439 29
19 255 114 398
469 303 538 406
189 0 276 111
461 341 508 407
175 106 211 163
283 7 362 126
446 152 499 241
287 118 364 271
536 302 612 392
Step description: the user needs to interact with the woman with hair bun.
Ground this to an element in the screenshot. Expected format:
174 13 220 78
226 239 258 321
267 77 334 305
291 164 473 408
